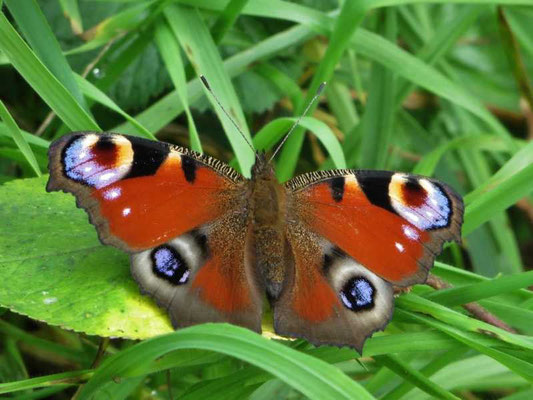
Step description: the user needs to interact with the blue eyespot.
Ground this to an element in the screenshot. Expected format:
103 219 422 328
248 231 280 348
151 245 189 285
340 277 375 311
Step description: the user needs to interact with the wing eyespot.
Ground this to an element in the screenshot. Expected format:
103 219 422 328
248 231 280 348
150 245 190 285
339 276 375 312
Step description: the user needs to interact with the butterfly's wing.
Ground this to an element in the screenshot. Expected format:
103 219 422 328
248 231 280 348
47 132 263 331
130 212 263 331
274 170 463 351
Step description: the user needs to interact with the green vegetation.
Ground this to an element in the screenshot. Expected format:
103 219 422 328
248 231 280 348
1 1 533 399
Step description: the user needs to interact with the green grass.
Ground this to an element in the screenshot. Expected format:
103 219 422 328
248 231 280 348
1 1 533 399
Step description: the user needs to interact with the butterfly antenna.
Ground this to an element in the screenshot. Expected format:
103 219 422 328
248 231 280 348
200 75 256 156
268 82 326 163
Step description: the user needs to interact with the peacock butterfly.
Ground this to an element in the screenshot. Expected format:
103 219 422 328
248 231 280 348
46 88 463 352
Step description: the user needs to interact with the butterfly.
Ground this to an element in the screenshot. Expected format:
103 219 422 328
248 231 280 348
47 130 463 352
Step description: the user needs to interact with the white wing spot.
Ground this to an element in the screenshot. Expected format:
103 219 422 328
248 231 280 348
395 242 405 253
402 225 419 240
122 207 131 216
104 187 122 200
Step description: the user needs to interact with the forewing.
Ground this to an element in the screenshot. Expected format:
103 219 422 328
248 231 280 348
47 132 262 330
274 169 462 350
285 169 463 286
47 132 245 252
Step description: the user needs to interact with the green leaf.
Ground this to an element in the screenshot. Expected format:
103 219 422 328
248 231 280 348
399 309 533 383
164 4 254 174
373 354 460 400
211 0 250 43
252 117 346 171
277 1 368 180
5 0 88 112
425 270 533 307
359 8 397 169
78 324 375 400
154 20 201 151
463 161 533 235
58 0 83 35
0 12 99 131
0 100 41 176
413 135 518 176
74 74 155 140
0 176 171 339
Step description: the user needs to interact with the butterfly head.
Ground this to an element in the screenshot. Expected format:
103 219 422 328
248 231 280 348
251 151 275 182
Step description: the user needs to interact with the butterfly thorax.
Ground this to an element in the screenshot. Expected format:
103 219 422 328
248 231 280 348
250 154 288 300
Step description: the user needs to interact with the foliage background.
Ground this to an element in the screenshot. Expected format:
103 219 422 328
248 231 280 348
1 0 533 399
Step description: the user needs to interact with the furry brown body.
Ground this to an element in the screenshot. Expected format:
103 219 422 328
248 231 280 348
249 155 289 300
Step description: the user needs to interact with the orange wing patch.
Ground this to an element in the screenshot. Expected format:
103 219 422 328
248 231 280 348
285 222 340 322
93 153 233 251
293 175 430 284
191 254 251 312
48 132 245 252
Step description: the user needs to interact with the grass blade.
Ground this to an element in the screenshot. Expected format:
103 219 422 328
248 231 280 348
277 1 367 180
5 0 88 111
211 0 249 43
0 100 41 176
58 0 83 35
164 4 254 174
154 20 201 151
374 354 460 400
78 324 375 400
252 117 346 170
359 8 397 169
0 12 99 131
74 75 155 140
398 309 533 383
425 270 533 306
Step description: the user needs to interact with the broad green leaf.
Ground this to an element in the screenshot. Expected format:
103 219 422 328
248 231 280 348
0 176 171 339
